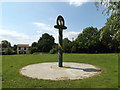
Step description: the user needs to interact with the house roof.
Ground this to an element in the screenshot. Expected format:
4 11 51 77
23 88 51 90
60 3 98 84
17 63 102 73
17 44 29 47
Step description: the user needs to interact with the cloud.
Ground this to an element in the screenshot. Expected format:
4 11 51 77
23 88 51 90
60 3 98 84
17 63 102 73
68 0 91 7
0 29 39 46
0 23 81 46
33 22 54 32
33 22 80 42
64 31 80 41
33 22 58 42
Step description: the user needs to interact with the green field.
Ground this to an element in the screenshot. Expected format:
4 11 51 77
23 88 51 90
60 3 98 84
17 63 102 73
2 53 119 88
0 55 2 89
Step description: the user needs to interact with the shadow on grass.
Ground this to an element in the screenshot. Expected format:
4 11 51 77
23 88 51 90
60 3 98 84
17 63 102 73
63 66 101 72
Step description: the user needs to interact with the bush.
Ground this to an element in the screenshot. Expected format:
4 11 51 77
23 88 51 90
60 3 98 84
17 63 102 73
49 47 58 54
71 46 77 53
3 48 15 55
30 47 38 54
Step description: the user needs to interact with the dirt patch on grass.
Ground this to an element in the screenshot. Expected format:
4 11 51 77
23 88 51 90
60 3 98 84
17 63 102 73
20 62 101 80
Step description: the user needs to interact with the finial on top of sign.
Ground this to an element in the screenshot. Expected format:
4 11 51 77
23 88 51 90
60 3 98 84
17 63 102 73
54 15 67 30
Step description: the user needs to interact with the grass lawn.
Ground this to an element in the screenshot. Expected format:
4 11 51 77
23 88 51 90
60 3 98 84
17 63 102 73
2 53 119 88
0 55 2 89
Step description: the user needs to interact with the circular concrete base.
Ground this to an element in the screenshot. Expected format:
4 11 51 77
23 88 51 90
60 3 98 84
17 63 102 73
20 62 101 80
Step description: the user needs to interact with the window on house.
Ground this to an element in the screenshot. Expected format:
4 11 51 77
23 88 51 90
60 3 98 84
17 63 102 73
19 47 21 50
24 47 26 50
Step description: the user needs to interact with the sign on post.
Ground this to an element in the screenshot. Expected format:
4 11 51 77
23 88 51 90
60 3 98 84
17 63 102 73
54 15 67 67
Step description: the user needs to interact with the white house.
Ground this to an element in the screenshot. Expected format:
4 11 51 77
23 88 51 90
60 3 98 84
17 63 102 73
17 44 30 54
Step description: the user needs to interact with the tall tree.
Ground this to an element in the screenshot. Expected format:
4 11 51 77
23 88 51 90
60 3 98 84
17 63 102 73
13 44 17 54
1 40 11 48
37 33 55 52
95 1 120 41
63 38 72 53
71 41 78 53
95 1 120 52
95 1 120 15
76 27 99 53
30 42 38 54
31 42 37 47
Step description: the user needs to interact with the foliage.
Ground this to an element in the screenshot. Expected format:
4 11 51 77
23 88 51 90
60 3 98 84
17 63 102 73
3 47 15 55
31 42 37 47
71 41 78 53
30 47 38 54
99 25 120 53
1 40 11 48
49 44 58 54
94 1 120 53
105 14 120 42
75 27 99 53
31 42 38 54
37 33 55 52
95 1 120 15
12 44 17 54
49 47 57 54
95 1 120 40
63 38 72 53
30 33 55 53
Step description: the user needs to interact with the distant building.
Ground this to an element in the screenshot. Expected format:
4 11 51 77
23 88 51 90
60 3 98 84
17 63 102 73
17 44 30 54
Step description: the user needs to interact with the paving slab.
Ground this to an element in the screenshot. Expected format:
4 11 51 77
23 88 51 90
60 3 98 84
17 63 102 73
20 62 101 80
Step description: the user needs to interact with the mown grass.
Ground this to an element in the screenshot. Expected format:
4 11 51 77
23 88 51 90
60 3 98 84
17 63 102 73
0 55 2 89
2 53 119 88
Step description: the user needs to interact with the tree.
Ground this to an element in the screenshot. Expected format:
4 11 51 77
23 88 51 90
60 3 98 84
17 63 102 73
1 40 11 48
3 47 15 55
95 1 120 15
99 23 120 53
12 44 17 54
49 44 58 54
95 1 120 41
37 33 55 52
30 42 38 54
75 27 99 53
63 38 72 53
31 42 37 47
71 41 78 53
95 1 120 52
105 14 120 41
30 47 38 54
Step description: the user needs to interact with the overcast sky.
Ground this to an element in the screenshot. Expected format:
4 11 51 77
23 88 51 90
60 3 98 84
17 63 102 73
0 1 110 46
